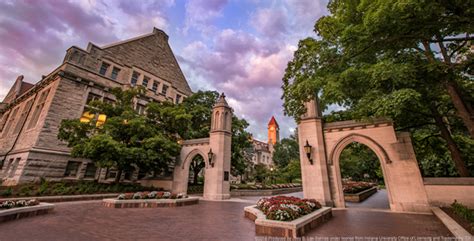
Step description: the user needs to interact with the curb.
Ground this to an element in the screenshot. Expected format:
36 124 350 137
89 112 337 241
0 193 119 203
432 207 472 239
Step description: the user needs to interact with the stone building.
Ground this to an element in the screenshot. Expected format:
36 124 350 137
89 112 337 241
248 116 280 168
0 28 192 186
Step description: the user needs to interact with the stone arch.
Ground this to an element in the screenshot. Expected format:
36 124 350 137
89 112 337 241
328 133 391 165
180 148 209 170
328 133 394 209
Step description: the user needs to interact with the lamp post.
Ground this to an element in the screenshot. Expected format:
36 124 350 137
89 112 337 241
304 140 313 165
207 149 214 167
270 167 274 184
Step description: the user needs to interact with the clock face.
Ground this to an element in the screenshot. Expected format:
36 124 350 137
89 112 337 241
270 127 275 131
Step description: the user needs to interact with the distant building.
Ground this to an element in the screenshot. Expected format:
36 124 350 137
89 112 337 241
0 28 192 186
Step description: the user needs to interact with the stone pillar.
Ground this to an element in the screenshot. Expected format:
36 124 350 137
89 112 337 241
203 93 232 200
298 98 333 206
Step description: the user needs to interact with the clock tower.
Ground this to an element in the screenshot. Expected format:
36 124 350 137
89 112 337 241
267 116 280 145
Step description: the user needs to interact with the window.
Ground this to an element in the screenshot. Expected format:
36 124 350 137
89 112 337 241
111 67 121 80
130 71 140 86
8 158 20 178
13 99 33 134
135 104 146 115
64 161 81 177
161 85 169 95
84 163 97 179
0 159 4 170
99 62 110 75
106 168 118 179
152 81 159 92
1 107 19 137
142 76 150 88
27 89 50 130
175 94 181 104
87 93 101 105
104 97 115 105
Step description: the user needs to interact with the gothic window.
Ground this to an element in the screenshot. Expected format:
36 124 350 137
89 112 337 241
152 81 159 93
64 161 81 177
161 84 169 95
84 163 97 179
111 67 121 80
214 111 220 129
1 107 19 137
99 62 110 76
135 103 146 115
130 71 140 86
27 88 50 130
142 76 150 88
13 99 33 135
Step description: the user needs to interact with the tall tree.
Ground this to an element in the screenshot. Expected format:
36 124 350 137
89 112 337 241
272 135 300 168
283 0 473 176
58 87 181 183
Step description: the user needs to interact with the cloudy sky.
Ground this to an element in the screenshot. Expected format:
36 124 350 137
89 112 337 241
0 0 329 141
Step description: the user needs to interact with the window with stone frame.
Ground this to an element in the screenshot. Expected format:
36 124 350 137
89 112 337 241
27 88 50 130
106 168 118 179
1 107 18 137
175 94 181 104
99 62 110 76
130 71 140 86
8 158 20 178
152 81 159 93
84 163 97 179
64 161 81 177
87 92 101 105
161 84 169 95
142 76 150 88
13 99 33 135
135 103 146 115
111 67 121 80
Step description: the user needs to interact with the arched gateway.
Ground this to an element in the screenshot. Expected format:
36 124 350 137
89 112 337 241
298 98 431 213
172 94 232 200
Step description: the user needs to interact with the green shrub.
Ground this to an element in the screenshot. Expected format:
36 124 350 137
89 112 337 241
451 200 474 231
1 187 13 197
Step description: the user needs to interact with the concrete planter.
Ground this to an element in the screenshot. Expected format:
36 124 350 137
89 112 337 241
102 197 199 208
244 205 332 238
0 203 55 223
344 186 377 202
231 187 302 197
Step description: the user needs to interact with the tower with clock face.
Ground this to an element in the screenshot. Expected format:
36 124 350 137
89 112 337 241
267 116 280 145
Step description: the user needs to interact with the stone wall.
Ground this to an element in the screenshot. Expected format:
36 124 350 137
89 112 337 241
423 178 474 208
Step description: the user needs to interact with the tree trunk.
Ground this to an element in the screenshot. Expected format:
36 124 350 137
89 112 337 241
430 105 470 177
445 81 474 138
114 169 123 184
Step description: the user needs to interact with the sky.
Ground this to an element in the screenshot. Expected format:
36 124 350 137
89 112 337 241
0 0 329 141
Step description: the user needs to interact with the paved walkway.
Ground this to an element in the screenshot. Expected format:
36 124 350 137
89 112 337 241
0 194 452 241
346 189 390 209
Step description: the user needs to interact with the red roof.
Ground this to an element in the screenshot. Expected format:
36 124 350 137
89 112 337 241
268 116 279 127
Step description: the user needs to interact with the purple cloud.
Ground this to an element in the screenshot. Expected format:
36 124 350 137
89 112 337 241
251 8 288 37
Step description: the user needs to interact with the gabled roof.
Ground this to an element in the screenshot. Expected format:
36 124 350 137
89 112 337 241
2 75 34 104
268 116 279 127
97 28 193 96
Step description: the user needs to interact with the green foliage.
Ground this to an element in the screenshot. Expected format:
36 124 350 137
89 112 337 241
272 136 299 168
278 159 302 183
340 142 384 183
1 187 13 197
283 0 474 176
451 201 474 231
254 163 269 183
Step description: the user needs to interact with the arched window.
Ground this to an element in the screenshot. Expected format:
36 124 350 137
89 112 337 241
223 112 228 130
214 111 220 129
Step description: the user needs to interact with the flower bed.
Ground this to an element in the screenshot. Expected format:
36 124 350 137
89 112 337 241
343 181 376 194
103 191 198 208
256 196 322 221
231 183 301 190
0 200 54 223
245 197 332 238
0 199 39 209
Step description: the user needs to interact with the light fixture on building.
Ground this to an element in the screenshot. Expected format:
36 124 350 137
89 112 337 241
96 114 107 127
208 149 214 167
304 140 313 165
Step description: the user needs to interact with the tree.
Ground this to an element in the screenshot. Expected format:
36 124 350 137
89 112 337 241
282 0 473 176
189 155 205 185
272 136 299 168
339 142 383 183
278 159 301 183
254 163 269 183
58 87 181 183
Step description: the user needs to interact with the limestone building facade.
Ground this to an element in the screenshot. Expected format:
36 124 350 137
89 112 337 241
0 28 192 186
250 116 280 167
